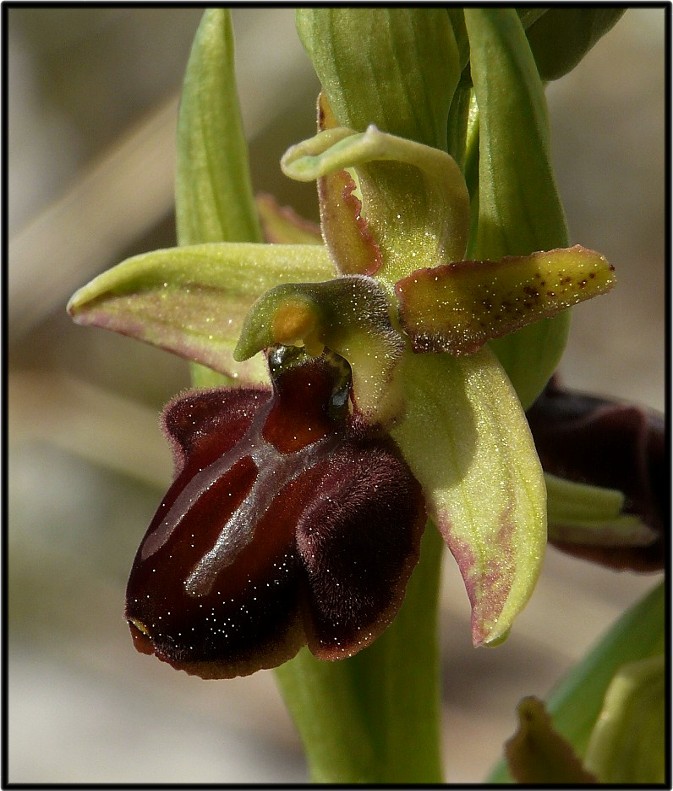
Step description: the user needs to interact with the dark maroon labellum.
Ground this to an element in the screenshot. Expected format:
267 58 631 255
126 349 426 678
526 375 665 571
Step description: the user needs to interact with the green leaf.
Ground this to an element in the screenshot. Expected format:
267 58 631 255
544 582 664 745
275 525 444 783
175 10 263 389
488 582 665 782
516 8 549 31
234 275 405 423
282 125 469 284
465 9 570 408
67 243 335 385
446 10 470 75
296 8 460 150
390 348 546 646
545 473 657 548
526 9 626 81
584 655 665 783
396 245 615 356
448 8 547 87
505 696 597 784
175 9 262 246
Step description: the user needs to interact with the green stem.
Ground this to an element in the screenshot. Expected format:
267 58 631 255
275 524 445 783
177 9 447 783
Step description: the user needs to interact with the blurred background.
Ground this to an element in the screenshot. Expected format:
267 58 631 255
8 8 665 784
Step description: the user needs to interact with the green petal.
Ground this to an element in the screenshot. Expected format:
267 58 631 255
234 276 404 424
505 697 597 784
314 93 384 279
67 243 334 385
175 9 262 246
390 349 546 645
282 126 469 285
584 655 665 783
296 8 459 150
526 9 626 81
465 9 570 407
397 246 614 355
546 474 657 548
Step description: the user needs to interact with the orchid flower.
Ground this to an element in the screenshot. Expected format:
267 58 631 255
67 9 616 677
65 8 660 784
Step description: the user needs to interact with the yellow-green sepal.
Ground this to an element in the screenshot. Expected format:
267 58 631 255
67 243 335 385
175 10 263 387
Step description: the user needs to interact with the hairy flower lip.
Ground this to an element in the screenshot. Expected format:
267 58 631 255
125 351 426 678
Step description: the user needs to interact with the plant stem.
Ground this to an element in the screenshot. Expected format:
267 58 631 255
275 524 445 783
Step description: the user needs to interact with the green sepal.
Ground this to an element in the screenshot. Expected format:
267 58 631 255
282 126 469 285
584 655 665 783
396 245 615 356
296 8 459 150
175 9 262 246
545 473 657 548
390 348 546 646
234 275 404 424
67 243 335 386
488 582 665 782
526 9 626 81
504 696 597 784
465 9 570 408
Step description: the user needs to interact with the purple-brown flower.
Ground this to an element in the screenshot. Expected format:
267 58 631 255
527 376 665 571
125 348 425 678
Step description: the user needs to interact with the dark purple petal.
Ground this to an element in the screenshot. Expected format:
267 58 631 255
527 376 665 571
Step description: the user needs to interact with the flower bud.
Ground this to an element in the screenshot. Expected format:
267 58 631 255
527 377 664 571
